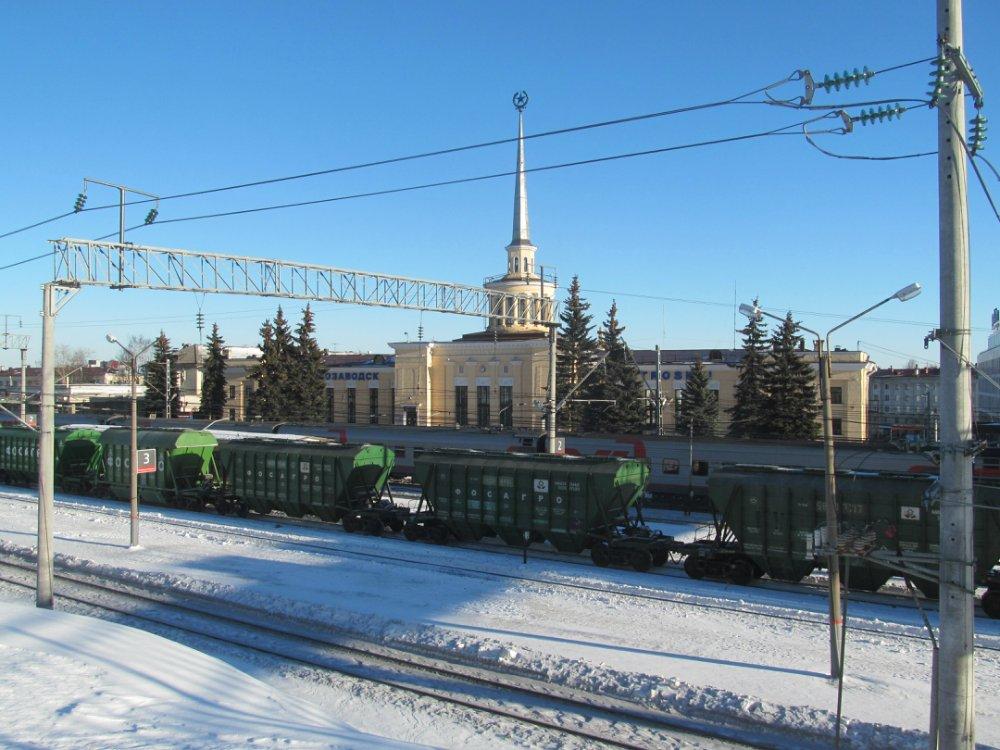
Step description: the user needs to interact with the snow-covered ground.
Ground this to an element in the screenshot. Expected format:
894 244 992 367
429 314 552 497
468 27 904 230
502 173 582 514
0 603 420 749
1 488 998 749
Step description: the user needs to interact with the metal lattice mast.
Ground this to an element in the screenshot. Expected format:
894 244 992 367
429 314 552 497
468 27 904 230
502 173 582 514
51 238 554 325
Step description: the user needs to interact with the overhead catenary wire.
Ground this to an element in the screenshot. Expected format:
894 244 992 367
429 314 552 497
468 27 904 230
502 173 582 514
0 74 804 241
0 55 934 240
96 114 844 230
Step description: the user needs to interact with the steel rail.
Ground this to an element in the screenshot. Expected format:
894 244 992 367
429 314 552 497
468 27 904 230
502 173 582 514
3 491 997 650
0 557 775 750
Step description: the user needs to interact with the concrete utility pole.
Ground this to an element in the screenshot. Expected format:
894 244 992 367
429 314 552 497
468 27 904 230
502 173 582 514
546 323 558 453
107 334 153 549
936 1 975 747
19 346 27 423
165 357 171 419
655 345 663 436
36 285 56 608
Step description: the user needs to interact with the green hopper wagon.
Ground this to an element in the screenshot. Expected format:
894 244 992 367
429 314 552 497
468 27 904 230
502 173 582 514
0 426 103 488
214 437 394 523
408 449 655 564
704 465 1000 616
97 428 218 507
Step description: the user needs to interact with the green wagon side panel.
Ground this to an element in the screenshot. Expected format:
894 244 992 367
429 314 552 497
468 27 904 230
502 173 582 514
215 438 394 520
709 465 1000 590
0 427 102 485
416 450 650 553
99 428 218 505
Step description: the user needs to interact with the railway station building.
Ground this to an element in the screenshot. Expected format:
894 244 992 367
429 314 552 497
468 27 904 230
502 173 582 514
388 98 555 430
633 348 878 441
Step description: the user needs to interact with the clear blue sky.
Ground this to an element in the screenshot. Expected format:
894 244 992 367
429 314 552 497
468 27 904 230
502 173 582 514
1 1 998 369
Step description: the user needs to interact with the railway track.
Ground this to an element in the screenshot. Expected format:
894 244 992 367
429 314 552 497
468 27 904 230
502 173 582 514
4 490 998 651
0 556 784 750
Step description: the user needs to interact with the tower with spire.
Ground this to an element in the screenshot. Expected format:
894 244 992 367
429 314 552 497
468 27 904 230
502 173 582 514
482 91 555 337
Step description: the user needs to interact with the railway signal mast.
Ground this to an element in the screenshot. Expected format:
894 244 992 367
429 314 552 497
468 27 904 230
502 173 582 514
0 316 30 426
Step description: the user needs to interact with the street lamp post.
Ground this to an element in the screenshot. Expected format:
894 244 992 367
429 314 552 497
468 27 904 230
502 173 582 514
106 334 154 548
739 282 921 679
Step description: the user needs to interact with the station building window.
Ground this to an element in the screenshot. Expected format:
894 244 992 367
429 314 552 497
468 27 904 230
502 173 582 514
830 386 843 405
327 391 335 422
832 418 843 436
390 388 396 424
369 389 379 424
499 385 513 428
455 386 468 426
347 389 356 424
477 385 490 427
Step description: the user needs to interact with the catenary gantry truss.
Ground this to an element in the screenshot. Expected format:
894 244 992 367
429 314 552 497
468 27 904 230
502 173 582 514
50 238 556 325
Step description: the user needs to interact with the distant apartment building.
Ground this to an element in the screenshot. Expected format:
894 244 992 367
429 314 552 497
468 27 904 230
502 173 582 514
868 366 940 446
174 344 262 420
977 307 1000 421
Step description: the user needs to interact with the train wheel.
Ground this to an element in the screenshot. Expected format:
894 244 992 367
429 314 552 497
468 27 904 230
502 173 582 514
630 549 653 573
365 516 384 536
403 522 421 542
590 542 611 568
982 590 1000 620
342 514 361 533
651 549 668 567
912 577 940 600
236 501 250 518
429 524 449 545
389 517 404 534
726 558 754 586
683 555 705 580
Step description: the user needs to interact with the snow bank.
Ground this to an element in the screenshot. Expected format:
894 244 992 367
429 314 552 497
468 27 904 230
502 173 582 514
0 602 423 750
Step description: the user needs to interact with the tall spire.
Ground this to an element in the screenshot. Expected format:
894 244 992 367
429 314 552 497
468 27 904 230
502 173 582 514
510 91 531 247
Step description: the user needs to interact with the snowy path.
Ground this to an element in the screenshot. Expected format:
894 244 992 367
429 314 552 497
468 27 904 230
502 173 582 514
1 488 998 748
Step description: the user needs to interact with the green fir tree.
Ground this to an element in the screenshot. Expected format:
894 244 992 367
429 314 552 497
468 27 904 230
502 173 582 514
585 301 647 434
763 312 819 439
556 276 598 433
198 323 228 420
728 298 770 438
677 357 718 437
247 318 280 420
289 305 327 421
140 332 180 417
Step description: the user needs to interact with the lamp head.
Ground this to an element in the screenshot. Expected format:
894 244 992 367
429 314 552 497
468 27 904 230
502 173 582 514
738 303 760 319
893 282 922 302
105 333 118 344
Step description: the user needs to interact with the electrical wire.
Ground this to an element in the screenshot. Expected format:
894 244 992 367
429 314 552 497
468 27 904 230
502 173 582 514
0 73 804 240
802 120 937 161
0 211 77 241
0 55 936 240
0 251 56 272
977 153 1000 182
107 115 840 230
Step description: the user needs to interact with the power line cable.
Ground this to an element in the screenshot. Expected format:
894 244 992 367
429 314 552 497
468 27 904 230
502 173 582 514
87 114 842 231
948 121 1000 225
0 211 77 241
0 75 801 240
802 117 937 161
0 55 932 239
977 154 1000 182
